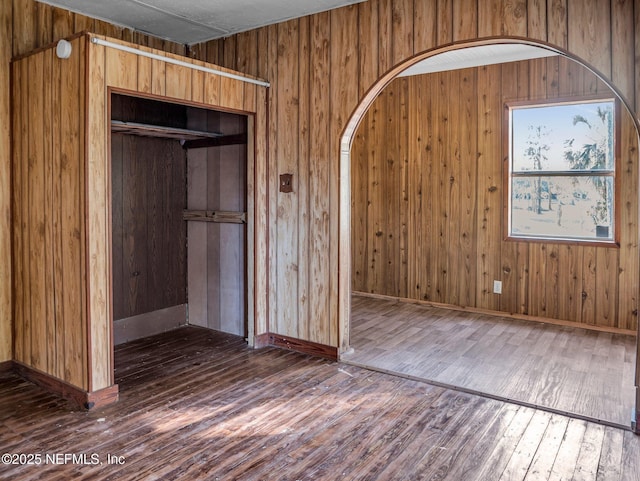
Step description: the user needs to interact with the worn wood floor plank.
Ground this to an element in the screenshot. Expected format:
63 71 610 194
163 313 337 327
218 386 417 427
499 410 553 481
524 414 568 481
1 326 639 480
346 295 636 427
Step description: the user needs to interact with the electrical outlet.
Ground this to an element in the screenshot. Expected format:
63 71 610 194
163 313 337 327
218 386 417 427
493 280 502 294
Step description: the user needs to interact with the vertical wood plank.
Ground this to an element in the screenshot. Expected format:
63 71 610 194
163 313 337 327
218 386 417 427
217 114 247 336
186 109 208 328
378 0 393 75
419 75 433 302
406 78 420 300
12 58 27 365
460 67 478 308
618 114 639 330
105 47 137 92
151 53 166 97
367 93 384 294
136 50 152 94
0 0 12 362
298 16 311 339
397 77 409 299
12 0 36 57
581 247 597 325
503 0 527 36
254 26 270 336
357 0 379 97
35 1 52 45
527 0 548 41
636 0 640 116
567 0 611 78
413 0 437 54
436 0 453 44
476 64 502 311
428 72 442 302
500 61 519 314
611 0 635 107
478 0 502 37
266 24 279 337
28 52 46 371
73 12 94 33
220 75 244 111
384 81 401 296
557 245 581 323
52 7 73 39
110 133 124 321
329 5 358 345
447 69 462 305
351 114 368 293
55 37 86 388
275 18 300 338
87 38 108 390
51 47 68 379
237 29 258 112
165 61 192 101
392 0 414 64
547 0 568 48
452 0 477 41
246 112 256 342
43 48 56 374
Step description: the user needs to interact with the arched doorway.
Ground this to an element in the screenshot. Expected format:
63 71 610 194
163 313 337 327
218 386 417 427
338 38 640 431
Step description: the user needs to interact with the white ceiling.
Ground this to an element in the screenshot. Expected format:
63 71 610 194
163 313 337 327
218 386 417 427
38 2 559 75
38 0 366 45
398 43 559 77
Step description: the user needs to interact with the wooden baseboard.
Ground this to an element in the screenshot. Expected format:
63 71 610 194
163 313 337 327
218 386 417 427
353 291 638 336
13 362 119 410
268 334 338 360
0 360 13 374
113 304 187 345
253 333 271 349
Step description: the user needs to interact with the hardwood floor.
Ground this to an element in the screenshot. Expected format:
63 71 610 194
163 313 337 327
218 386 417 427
344 294 637 429
1 326 640 480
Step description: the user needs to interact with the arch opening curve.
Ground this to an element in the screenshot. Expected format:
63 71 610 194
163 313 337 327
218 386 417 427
337 36 640 432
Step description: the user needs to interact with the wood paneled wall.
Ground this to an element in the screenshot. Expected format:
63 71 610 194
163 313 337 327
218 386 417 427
0 0 186 365
187 111 248 336
351 57 639 330
0 2 12 363
192 0 640 349
111 96 188 321
12 35 88 387
111 134 187 320
11 28 268 396
3 0 640 364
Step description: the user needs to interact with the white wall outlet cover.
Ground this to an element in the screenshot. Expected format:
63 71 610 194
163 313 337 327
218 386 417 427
493 280 502 294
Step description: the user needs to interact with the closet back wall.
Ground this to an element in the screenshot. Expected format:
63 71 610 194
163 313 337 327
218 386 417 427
111 153 187 320
111 95 187 325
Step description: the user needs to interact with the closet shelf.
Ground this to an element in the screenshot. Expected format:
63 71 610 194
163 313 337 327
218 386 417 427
111 120 223 141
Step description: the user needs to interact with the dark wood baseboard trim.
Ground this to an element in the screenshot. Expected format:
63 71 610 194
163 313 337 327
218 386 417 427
353 291 638 336
253 333 270 349
114 304 187 345
0 360 13 374
85 385 120 409
268 334 338 361
13 362 119 410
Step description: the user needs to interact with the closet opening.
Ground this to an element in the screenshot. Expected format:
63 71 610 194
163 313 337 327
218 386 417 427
110 92 249 346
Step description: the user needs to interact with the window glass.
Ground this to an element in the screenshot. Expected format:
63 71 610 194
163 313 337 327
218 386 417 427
507 98 616 243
